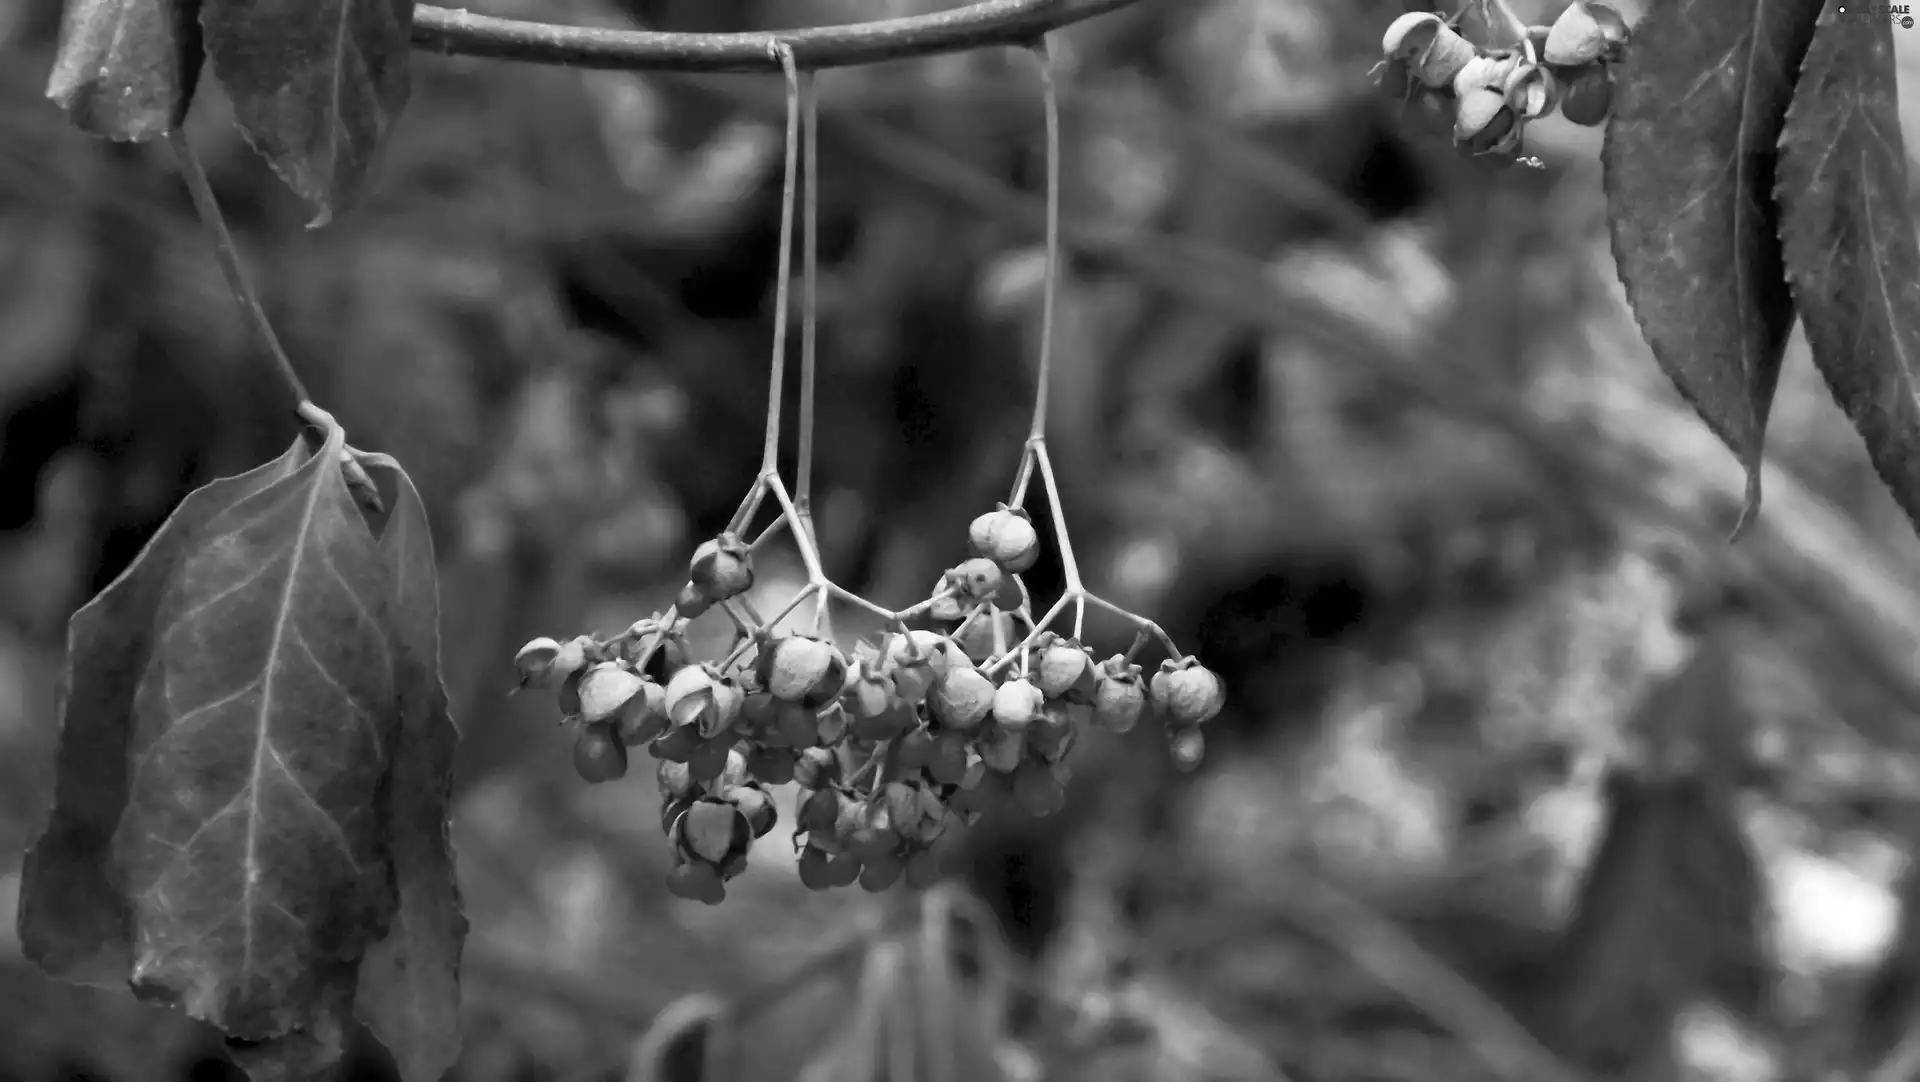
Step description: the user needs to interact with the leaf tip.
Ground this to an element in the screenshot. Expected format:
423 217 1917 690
1726 470 1763 544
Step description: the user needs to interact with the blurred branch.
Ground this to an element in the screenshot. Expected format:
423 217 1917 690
411 0 1138 73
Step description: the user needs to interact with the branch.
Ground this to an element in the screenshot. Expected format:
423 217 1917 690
410 0 1139 73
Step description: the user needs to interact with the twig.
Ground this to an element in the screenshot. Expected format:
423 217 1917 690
762 43 803 477
411 0 1138 73
1025 37 1060 445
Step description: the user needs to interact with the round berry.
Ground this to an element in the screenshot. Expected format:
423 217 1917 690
859 852 904 892
800 787 841 834
577 663 643 724
928 666 995 730
687 737 734 784
1034 641 1093 699
689 532 754 602
1150 659 1227 726
991 678 1045 732
925 734 971 786
896 726 937 771
746 745 796 787
674 580 713 620
1092 657 1146 734
616 679 670 746
947 557 1005 602
1557 62 1613 127
763 636 848 708
852 703 915 742
977 723 1025 774
798 845 834 891
680 800 747 865
827 852 863 888
668 861 726 905
968 506 1040 573
573 722 628 783
650 723 702 763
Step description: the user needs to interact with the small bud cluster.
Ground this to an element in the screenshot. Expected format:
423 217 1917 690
513 506 1225 905
1378 2 1630 156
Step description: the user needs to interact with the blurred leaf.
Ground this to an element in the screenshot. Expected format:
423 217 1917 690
17 439 309 988
1543 638 1766 1073
353 454 466 1082
44 0 202 140
201 0 415 226
1601 0 1823 529
1776 11 1920 538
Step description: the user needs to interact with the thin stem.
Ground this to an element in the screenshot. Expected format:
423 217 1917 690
167 129 310 415
410 0 1139 73
1034 443 1081 592
1025 38 1060 443
796 72 821 516
1086 593 1180 658
762 42 803 475
766 473 827 585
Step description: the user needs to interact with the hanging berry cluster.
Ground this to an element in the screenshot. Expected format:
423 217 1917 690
507 41 1225 905
1378 1 1632 155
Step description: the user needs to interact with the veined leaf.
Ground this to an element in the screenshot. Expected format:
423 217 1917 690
353 453 467 1082
1602 0 1824 531
18 440 308 987
201 0 415 227
45 0 204 141
110 419 399 1043
1776 8 1920 537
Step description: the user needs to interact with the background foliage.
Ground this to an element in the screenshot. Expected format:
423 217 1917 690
6 0 1920 1079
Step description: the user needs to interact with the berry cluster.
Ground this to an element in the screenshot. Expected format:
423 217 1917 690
1378 2 1631 155
514 505 1226 905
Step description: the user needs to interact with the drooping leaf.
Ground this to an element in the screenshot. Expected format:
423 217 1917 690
1776 8 1920 537
200 0 416 227
110 418 400 1049
1602 0 1824 531
45 0 204 141
352 453 467 1082
17 439 309 988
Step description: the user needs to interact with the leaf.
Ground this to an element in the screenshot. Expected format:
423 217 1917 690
110 418 399 1047
18 439 309 987
1776 8 1920 537
1602 0 1825 532
200 0 416 227
352 453 467 1082
45 0 204 141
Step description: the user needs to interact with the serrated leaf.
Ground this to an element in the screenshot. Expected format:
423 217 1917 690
200 0 415 227
352 453 466 1082
45 0 204 141
110 419 399 1044
1602 0 1824 531
18 440 308 987
1776 9 1920 538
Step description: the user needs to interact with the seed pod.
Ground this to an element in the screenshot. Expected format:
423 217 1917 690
616 679 670 746
1557 61 1613 126
852 702 915 742
658 759 699 802
947 557 1005 603
649 723 702 763
687 737 733 784
678 800 748 865
667 860 726 904
884 783 923 840
674 580 712 620
953 611 1017 664
798 844 834 891
991 678 1045 732
928 577 970 622
1454 87 1517 153
1092 656 1146 734
776 700 820 747
800 786 841 833
1027 701 1080 764
1150 658 1228 726
928 666 996 730
1034 640 1094 699
763 636 848 707
746 745 796 787
827 852 863 888
977 723 1025 774
968 505 1040 572
841 659 894 718
665 663 734 735
814 703 850 744
577 663 643 724
1543 1 1609 66
689 531 754 601
1381 11 1442 59
1589 4 1629 47
904 849 942 891
717 746 752 794
730 786 778 838
794 746 840 789
1168 726 1206 773
896 726 937 770
514 636 564 688
1408 23 1478 89
884 631 961 704
846 810 900 862
574 722 628 783
1011 760 1066 818
1452 52 1519 98
926 733 972 786
1504 61 1559 120
858 851 904 892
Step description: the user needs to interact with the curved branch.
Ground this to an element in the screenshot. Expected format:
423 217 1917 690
410 0 1139 73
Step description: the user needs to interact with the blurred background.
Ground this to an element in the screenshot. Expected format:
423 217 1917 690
5 0 1920 1079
